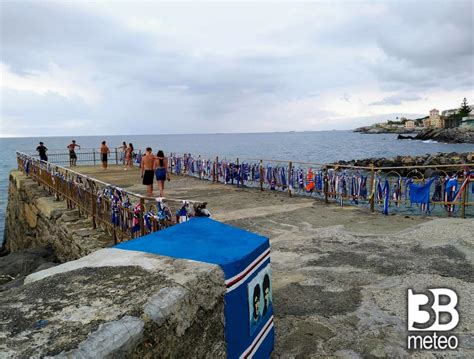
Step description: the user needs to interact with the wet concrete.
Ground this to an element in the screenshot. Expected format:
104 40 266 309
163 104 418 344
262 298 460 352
77 165 474 357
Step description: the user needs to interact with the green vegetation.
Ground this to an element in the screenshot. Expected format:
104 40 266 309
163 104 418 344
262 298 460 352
459 97 471 117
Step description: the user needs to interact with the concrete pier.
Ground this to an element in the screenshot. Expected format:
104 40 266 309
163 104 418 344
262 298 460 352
79 165 474 357
2 165 473 357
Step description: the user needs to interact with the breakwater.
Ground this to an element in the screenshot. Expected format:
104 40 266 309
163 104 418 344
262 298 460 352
2 154 474 357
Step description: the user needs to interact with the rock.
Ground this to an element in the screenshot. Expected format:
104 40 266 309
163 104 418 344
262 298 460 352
397 134 415 140
74 229 97 238
23 203 38 229
0 247 57 287
36 197 67 219
2 249 226 358
411 128 474 144
61 210 80 222
336 152 471 174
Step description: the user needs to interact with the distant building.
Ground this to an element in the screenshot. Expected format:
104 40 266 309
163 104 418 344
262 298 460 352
445 116 462 129
426 109 444 129
405 120 415 129
441 108 458 117
461 116 474 128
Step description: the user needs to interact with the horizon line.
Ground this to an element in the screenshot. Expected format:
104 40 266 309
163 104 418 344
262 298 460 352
0 129 359 139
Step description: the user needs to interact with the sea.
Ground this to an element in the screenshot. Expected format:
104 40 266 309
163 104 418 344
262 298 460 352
1 131 473 242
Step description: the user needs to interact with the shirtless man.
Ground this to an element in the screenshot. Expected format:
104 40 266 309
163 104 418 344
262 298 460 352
141 147 155 196
67 140 81 166
100 141 110 170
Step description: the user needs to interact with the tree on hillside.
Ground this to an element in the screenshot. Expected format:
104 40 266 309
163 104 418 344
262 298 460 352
459 97 471 117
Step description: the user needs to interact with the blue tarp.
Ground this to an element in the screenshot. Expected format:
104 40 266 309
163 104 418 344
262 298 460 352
115 217 268 279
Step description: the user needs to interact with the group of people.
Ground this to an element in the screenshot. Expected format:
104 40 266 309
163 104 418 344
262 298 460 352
141 148 169 197
36 140 116 169
36 140 170 197
36 140 82 166
120 141 135 169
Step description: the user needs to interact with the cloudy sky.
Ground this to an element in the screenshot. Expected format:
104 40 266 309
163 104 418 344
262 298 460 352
1 0 473 137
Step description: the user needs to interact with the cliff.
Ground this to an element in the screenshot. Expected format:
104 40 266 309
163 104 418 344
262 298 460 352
354 125 418 134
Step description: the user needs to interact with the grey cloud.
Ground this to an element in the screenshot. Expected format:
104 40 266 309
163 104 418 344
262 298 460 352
370 94 423 106
1 1 473 136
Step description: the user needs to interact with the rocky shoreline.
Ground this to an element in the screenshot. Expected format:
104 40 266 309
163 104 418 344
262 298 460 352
337 152 473 170
397 127 474 144
354 125 417 134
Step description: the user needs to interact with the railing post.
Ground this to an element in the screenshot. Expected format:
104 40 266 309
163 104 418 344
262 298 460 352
236 158 239 187
260 160 264 191
115 148 119 165
93 149 96 166
324 168 329 204
461 175 468 218
91 191 97 229
55 173 60 201
369 164 375 213
212 158 216 182
288 161 292 197
139 198 145 237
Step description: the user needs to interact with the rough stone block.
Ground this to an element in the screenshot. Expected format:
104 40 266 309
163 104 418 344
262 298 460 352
23 203 38 229
36 197 67 219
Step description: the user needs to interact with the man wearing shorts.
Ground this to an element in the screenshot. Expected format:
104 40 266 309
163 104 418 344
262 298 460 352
141 147 155 196
67 140 80 166
100 141 110 170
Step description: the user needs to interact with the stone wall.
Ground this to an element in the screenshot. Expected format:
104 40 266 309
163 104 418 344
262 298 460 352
1 249 226 358
2 171 114 261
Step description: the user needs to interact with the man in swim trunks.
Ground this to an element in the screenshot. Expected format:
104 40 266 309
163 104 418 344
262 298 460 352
36 142 48 162
67 140 80 166
141 147 155 196
100 141 110 170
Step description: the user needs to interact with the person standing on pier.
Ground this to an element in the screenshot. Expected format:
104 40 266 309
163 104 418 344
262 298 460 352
36 142 48 162
155 150 169 198
141 147 155 196
121 141 127 165
100 141 110 170
125 143 134 169
67 140 80 166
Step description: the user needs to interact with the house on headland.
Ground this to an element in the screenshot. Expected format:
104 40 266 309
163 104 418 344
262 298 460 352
405 120 415 129
424 109 444 128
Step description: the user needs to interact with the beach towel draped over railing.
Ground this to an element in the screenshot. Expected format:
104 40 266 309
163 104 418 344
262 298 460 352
166 153 473 218
16 152 206 243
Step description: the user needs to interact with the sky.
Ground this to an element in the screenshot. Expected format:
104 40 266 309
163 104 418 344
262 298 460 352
1 0 473 137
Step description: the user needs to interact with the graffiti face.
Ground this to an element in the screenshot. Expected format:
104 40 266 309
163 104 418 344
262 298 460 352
253 284 261 320
248 264 272 335
262 274 271 316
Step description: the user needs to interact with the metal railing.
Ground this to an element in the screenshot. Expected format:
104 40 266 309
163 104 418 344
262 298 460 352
167 154 473 218
28 148 135 166
25 149 473 218
16 152 206 243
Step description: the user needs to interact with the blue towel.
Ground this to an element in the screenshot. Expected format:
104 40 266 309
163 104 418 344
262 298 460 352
409 177 435 204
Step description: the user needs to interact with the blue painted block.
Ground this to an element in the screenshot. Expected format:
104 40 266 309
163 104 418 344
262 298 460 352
115 217 274 358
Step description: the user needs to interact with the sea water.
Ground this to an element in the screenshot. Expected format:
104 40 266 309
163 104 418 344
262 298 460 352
1 131 473 242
